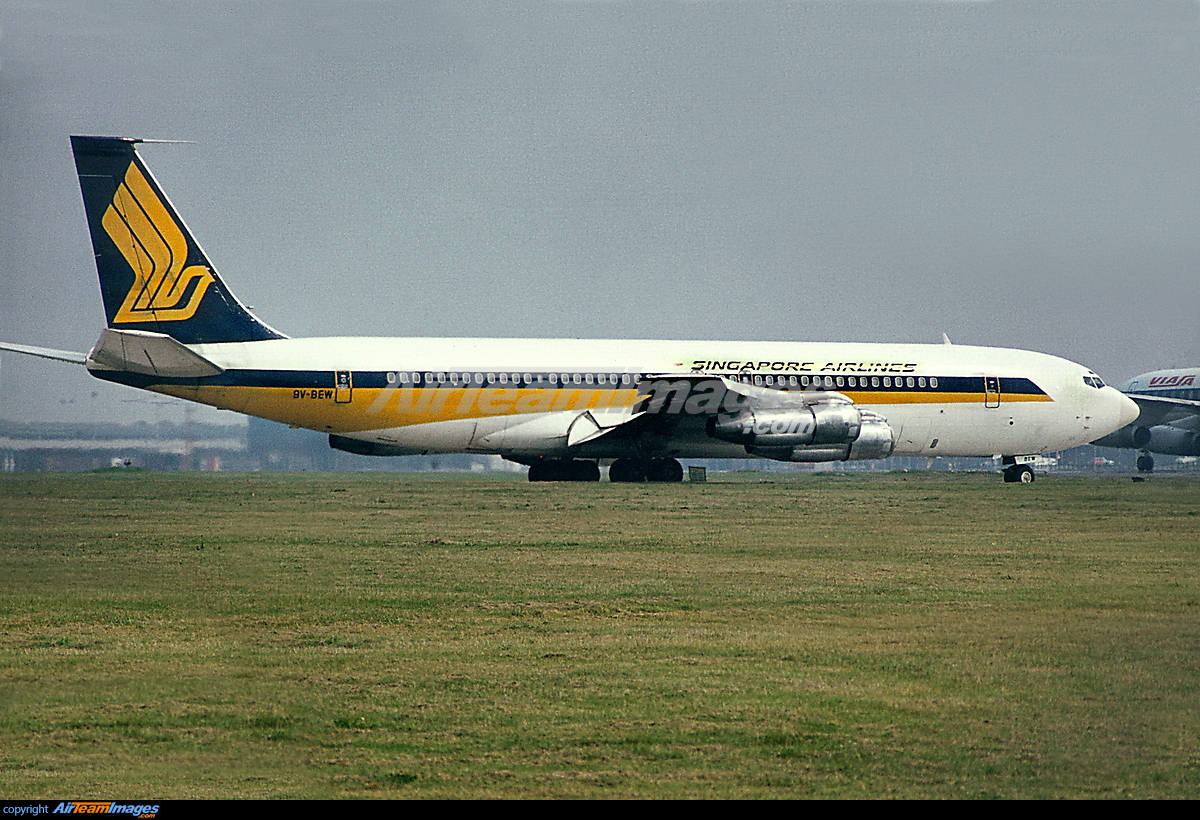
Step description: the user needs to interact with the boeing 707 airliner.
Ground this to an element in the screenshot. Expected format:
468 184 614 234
0 136 1139 482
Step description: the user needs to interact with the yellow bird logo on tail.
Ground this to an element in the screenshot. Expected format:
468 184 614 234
102 162 214 323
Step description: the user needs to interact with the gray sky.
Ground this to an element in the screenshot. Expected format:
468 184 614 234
2 0 1199 426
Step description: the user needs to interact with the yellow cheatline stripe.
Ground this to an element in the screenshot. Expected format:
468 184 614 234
150 386 640 432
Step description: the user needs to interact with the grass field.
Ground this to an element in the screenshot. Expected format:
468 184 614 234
1 470 1198 798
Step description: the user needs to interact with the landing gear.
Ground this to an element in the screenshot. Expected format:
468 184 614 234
608 458 645 483
646 458 684 483
1136 453 1155 473
525 457 685 483
608 457 684 483
1002 464 1035 483
527 459 600 482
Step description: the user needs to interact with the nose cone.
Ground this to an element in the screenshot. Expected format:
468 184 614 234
1115 390 1140 428
1091 387 1141 442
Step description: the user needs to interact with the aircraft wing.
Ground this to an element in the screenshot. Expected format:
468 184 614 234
559 373 748 456
0 341 87 365
569 373 861 455
1126 393 1200 429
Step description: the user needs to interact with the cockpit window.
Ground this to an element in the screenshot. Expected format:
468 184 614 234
1083 375 1105 389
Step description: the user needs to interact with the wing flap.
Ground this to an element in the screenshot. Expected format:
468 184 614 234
567 410 646 447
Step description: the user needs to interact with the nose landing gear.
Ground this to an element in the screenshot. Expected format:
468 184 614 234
1002 463 1035 483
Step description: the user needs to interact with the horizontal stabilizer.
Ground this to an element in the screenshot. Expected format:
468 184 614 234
85 328 224 378
0 341 87 365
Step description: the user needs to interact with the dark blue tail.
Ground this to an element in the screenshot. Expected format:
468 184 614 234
71 136 285 344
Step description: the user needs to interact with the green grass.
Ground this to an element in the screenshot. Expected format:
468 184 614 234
1 470 1198 798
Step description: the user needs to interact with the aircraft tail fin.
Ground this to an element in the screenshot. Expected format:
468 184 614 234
70 136 286 345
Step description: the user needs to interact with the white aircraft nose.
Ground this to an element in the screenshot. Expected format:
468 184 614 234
1115 390 1140 428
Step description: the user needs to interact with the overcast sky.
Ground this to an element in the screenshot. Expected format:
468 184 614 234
2 0 1198 426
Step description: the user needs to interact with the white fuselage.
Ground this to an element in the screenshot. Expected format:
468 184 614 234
107 336 1139 461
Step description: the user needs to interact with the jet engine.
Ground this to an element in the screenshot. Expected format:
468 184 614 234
1092 424 1200 456
1091 425 1151 450
1141 425 1200 456
706 395 895 462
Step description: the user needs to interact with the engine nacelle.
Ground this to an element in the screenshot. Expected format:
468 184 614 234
1092 425 1151 450
708 402 894 462
848 411 897 460
1143 425 1200 456
707 402 860 447
1092 423 1199 455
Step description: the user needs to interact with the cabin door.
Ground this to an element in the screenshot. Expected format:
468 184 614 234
335 370 353 404
983 376 1000 408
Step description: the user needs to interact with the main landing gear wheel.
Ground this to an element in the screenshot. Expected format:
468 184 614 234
646 458 684 483
527 459 600 482
608 458 684 483
1003 464 1035 483
1136 453 1155 473
608 458 644 483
